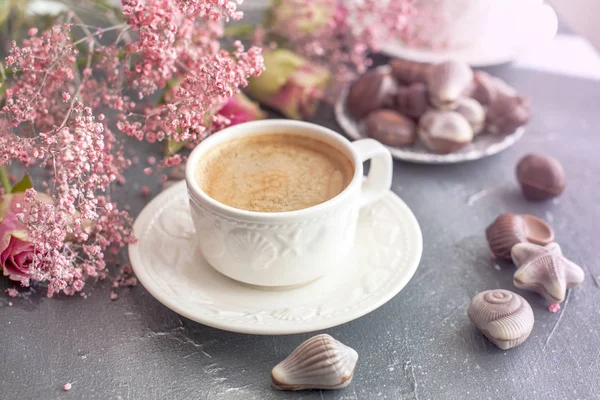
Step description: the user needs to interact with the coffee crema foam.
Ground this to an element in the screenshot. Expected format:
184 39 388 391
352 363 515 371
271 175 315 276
195 133 354 212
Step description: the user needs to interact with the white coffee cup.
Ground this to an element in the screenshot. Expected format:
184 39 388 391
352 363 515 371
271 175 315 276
185 120 393 287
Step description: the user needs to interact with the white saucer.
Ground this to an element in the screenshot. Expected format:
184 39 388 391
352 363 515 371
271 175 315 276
381 3 558 67
129 181 423 335
334 66 526 164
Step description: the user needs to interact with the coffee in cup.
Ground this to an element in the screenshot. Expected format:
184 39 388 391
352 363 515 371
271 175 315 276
194 133 354 213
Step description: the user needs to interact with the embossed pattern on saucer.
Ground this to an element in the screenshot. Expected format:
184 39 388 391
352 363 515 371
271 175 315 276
129 181 423 335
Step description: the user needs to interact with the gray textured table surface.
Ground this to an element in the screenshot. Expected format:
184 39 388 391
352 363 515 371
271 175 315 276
2 49 600 400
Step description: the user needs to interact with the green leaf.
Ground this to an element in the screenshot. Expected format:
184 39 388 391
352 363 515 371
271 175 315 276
11 174 33 193
223 24 256 38
0 166 11 194
165 139 188 157
0 2 10 27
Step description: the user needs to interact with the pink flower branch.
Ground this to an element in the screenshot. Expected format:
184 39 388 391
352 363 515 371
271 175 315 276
0 0 264 297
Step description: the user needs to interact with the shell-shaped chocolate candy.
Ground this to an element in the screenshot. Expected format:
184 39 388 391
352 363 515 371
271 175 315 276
418 110 473 153
395 82 430 119
365 109 416 146
485 213 555 261
271 334 358 391
426 61 473 110
389 59 432 84
470 71 517 106
346 70 397 119
512 242 584 304
486 93 531 134
468 289 534 350
516 153 566 201
455 98 485 135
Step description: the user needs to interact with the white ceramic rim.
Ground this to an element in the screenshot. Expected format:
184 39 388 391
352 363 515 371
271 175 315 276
185 119 362 221
129 181 423 335
380 3 557 67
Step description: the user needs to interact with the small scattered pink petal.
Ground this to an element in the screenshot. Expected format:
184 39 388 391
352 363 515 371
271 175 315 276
144 167 152 175
63 383 72 391
110 292 119 301
549 303 561 313
147 156 157 165
5 288 18 298
8 301 13 307
140 186 150 197
124 277 137 287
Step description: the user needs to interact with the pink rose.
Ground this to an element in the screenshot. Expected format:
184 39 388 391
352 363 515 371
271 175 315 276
0 192 51 282
1 235 34 281
217 92 266 126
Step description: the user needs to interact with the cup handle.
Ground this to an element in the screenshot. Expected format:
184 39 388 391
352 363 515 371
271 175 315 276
351 139 393 208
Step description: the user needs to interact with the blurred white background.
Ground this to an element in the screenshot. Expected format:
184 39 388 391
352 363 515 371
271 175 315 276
548 0 600 49
242 0 599 51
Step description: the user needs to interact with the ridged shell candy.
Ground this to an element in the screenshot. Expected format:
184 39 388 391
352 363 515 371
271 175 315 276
470 70 517 106
271 334 359 391
418 110 473 153
467 289 534 350
346 69 397 119
455 97 485 135
486 93 531 135
426 60 473 110
485 213 555 261
365 109 417 146
512 242 585 304
395 82 430 119
389 59 432 84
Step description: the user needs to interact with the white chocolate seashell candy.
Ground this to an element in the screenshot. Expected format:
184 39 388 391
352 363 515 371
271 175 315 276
271 334 358 391
512 242 584 304
426 60 473 110
467 289 534 350
418 110 474 154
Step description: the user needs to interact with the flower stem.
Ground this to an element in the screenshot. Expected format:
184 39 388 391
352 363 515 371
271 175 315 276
0 165 11 194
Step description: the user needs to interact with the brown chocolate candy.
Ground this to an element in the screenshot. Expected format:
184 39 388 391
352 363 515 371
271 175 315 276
469 71 517 106
395 82 429 119
486 213 555 261
389 59 433 84
516 154 566 201
346 70 397 119
486 93 531 135
365 110 416 146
